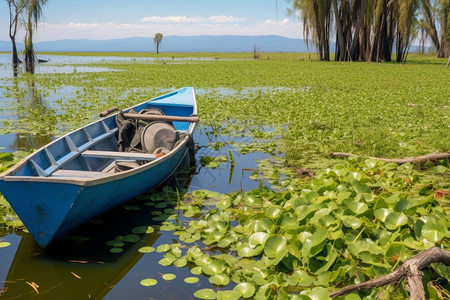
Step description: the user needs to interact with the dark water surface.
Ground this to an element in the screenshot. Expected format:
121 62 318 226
0 55 270 299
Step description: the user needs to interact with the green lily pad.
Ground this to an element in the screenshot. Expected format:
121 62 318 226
140 278 157 286
248 232 270 248
216 290 240 300
202 261 225 276
105 240 124 247
158 257 176 266
123 234 140 243
132 226 155 234
156 244 171 252
421 222 447 243
162 273 176 280
184 277 200 284
209 273 230 286
138 246 155 253
384 212 409 230
110 247 123 254
0 242 11 248
194 288 217 299
264 235 287 258
233 282 256 298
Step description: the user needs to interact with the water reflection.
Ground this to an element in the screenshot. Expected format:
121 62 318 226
2 155 197 299
9 74 54 151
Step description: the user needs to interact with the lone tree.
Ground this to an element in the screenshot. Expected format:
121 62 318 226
6 0 29 65
154 33 163 54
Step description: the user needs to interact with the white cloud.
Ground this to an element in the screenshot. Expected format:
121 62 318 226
140 16 202 23
140 15 244 24
208 15 244 23
263 18 291 26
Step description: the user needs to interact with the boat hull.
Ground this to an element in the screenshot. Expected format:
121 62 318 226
0 87 197 248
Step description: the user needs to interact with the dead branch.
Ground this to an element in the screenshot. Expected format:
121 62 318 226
330 151 450 164
330 247 450 299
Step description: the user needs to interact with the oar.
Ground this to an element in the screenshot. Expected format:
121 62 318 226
99 107 199 123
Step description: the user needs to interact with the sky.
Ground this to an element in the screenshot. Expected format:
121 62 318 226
0 0 303 42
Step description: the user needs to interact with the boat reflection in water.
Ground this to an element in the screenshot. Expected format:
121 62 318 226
2 153 197 299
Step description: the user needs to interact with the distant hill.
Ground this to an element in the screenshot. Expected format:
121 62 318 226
0 35 312 53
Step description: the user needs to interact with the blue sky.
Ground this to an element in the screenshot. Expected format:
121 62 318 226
0 0 302 42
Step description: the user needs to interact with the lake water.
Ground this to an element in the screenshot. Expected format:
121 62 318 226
0 54 272 299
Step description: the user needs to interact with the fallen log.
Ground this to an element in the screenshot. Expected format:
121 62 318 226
330 247 450 299
330 151 450 164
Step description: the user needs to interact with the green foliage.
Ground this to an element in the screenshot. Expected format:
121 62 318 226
0 53 448 298
164 158 449 298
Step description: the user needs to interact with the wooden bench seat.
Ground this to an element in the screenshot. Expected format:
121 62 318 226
81 150 156 161
52 169 110 178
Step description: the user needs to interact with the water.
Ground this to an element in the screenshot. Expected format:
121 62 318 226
0 56 273 299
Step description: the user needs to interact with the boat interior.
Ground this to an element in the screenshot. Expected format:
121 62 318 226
10 101 194 179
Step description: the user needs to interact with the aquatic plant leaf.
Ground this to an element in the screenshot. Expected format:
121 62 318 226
248 232 270 248
237 246 255 258
384 212 409 230
105 240 124 247
194 288 217 299
156 244 171 252
216 290 240 300
158 257 176 266
264 206 282 219
132 226 155 234
173 258 188 267
202 261 225 275
138 246 155 253
421 222 447 243
184 277 200 284
162 273 176 280
140 278 157 286
123 234 140 243
209 273 230 286
374 208 393 223
0 242 11 248
264 235 287 258
233 282 256 298
343 199 368 215
110 247 123 254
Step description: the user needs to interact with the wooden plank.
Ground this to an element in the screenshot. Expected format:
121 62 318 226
82 150 156 161
40 128 119 177
52 169 110 178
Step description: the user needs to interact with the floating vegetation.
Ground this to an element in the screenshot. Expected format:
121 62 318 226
0 53 448 298
162 273 176 281
0 241 11 248
140 278 158 287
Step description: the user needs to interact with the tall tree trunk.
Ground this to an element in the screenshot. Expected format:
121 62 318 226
24 8 35 70
10 36 20 65
350 0 368 61
332 0 346 61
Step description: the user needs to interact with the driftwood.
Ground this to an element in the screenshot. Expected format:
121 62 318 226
330 247 450 299
330 151 450 164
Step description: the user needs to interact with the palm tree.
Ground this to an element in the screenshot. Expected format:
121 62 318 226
154 33 163 54
24 0 48 69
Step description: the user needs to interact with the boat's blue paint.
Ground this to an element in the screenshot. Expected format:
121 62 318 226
0 87 197 248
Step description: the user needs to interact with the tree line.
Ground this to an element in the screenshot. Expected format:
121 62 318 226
291 0 450 62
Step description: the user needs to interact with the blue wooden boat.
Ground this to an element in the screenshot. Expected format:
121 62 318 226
0 87 198 248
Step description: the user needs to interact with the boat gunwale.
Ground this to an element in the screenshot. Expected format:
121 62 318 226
0 87 197 187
